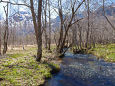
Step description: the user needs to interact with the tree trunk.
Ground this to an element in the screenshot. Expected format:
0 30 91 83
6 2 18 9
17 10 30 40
44 0 48 49
30 0 38 43
36 0 43 61
57 8 64 54
78 23 82 49
30 0 42 61
48 0 51 51
0 22 1 55
3 3 9 55
85 0 90 49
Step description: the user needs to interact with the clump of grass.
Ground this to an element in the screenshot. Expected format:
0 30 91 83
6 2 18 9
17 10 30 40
7 53 24 58
50 62 60 70
88 44 115 62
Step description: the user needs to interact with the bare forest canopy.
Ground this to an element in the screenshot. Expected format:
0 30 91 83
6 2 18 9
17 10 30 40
0 0 115 61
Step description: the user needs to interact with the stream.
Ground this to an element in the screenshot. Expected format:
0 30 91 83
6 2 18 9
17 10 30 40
44 52 115 86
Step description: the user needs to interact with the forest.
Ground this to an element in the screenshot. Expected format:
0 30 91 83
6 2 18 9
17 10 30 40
0 0 115 86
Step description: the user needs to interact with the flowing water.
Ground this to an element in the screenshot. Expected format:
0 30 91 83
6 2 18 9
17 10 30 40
45 52 115 86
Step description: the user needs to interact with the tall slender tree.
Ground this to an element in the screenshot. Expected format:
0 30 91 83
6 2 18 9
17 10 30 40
48 0 51 51
30 0 43 61
85 0 90 48
0 21 1 55
3 3 9 54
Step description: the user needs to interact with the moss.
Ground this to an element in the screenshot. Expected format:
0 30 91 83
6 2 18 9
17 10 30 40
88 44 115 62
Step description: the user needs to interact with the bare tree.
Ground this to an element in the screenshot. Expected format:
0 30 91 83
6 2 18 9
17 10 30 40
30 0 43 61
43 0 48 49
56 0 85 56
85 0 90 49
48 0 51 51
0 21 1 55
3 3 9 54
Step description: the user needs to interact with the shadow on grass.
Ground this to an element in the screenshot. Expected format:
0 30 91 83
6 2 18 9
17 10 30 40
0 78 3 81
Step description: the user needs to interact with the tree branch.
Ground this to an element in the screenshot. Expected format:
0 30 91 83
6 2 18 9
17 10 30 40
104 15 115 30
70 18 84 26
103 0 115 30
0 0 30 8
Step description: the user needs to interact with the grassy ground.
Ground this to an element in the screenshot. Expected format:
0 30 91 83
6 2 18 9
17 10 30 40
0 45 60 86
88 44 115 62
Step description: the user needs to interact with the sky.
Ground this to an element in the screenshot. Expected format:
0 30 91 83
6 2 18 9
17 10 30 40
0 0 29 19
0 0 58 19
0 0 115 19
